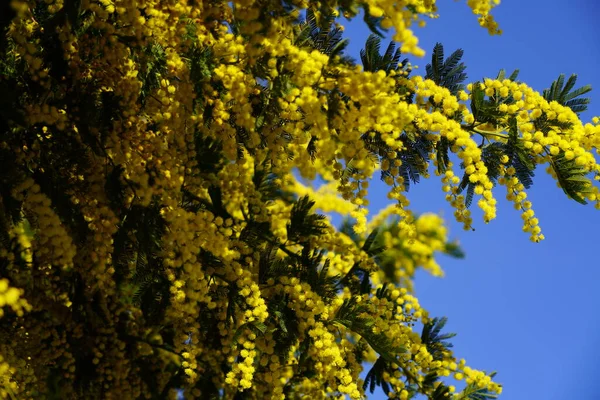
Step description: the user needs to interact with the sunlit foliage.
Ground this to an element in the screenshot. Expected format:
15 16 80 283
0 0 598 398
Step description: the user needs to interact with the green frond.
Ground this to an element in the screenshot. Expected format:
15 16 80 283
469 81 506 125
563 84 592 102
361 227 380 255
457 173 476 208
136 42 168 105
457 377 500 400
338 226 386 295
543 73 592 114
398 134 433 191
382 41 400 71
560 74 577 99
361 34 409 74
444 242 465 259
231 320 268 348
363 356 390 394
550 74 565 101
426 43 467 95
187 46 215 105
430 382 453 400
292 246 341 301
506 117 536 189
427 43 445 83
550 152 594 204
252 159 284 202
340 260 372 295
421 317 456 361
435 137 451 174
481 142 506 183
333 297 406 364
293 8 353 62
205 185 232 220
361 34 382 72
286 196 328 243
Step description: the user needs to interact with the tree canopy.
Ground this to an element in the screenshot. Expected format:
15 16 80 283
0 0 598 399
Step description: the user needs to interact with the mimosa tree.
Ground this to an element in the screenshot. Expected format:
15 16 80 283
0 0 598 398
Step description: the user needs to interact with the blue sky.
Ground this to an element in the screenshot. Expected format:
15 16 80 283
338 1 600 399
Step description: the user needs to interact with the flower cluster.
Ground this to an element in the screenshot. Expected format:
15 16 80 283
0 279 30 318
0 0 597 398
12 179 76 270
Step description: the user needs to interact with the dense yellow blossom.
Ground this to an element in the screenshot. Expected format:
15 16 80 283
0 279 30 319
0 0 597 398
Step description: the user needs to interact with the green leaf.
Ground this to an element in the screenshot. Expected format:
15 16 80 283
550 152 593 204
398 134 433 191
421 317 456 361
360 34 409 74
286 195 327 243
361 34 382 72
430 382 453 400
426 43 467 95
251 320 267 334
273 310 288 334
470 81 485 120
208 185 233 220
457 379 500 400
444 242 465 259
508 69 520 81
505 117 536 189
363 356 390 394
295 8 352 61
362 227 380 254
430 43 444 83
543 73 592 114
334 297 406 365
436 137 451 174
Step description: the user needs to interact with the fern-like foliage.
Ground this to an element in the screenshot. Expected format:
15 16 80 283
114 203 170 324
361 34 409 74
398 133 433 191
495 68 520 83
299 248 340 300
469 81 507 127
457 373 501 400
505 117 536 189
334 297 406 364
550 151 594 204
252 159 286 203
135 42 168 105
425 43 468 95
421 317 456 361
543 73 592 114
459 116 537 208
286 196 328 244
341 227 385 294
363 356 390 394
187 46 216 107
294 8 352 62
